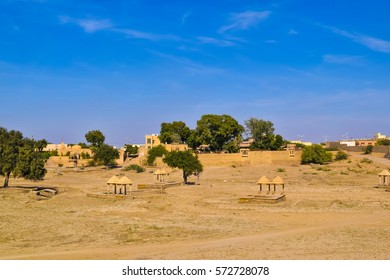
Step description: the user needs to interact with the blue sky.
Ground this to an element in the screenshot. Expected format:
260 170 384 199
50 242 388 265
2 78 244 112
1 0 389 146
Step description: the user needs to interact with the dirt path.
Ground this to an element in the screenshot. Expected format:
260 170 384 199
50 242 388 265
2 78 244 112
1 161 389 260
350 153 390 167
3 211 387 260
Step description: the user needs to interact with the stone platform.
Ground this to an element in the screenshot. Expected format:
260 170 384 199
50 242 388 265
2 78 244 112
238 194 286 204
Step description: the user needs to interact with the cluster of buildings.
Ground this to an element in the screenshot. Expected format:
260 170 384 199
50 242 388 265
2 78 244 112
144 134 188 152
43 131 389 168
326 133 389 149
44 142 93 158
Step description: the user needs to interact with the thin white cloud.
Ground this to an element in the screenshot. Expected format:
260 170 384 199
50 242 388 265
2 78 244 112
59 16 113 33
148 50 225 75
197 36 235 47
59 16 182 42
77 19 113 33
113 28 181 41
325 25 390 53
219 10 271 33
289 29 298 35
323 54 363 65
181 11 191 25
265 39 277 44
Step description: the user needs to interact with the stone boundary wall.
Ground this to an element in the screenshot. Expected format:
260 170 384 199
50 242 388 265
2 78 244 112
197 151 302 167
46 156 90 168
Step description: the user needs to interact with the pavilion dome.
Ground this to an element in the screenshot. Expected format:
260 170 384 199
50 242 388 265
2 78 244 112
378 169 390 176
107 175 120 184
118 176 132 185
272 176 284 184
257 176 270 184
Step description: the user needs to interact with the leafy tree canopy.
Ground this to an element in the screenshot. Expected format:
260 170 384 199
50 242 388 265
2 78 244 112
84 130 118 167
301 144 333 165
93 143 119 167
0 127 48 187
146 145 168 166
159 121 191 144
364 145 373 154
376 139 390 146
125 144 139 155
85 130 105 148
245 117 283 150
78 142 90 148
163 150 203 184
191 114 244 152
335 150 349 161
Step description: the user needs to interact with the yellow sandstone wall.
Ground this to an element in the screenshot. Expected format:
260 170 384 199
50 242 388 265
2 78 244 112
197 151 302 167
46 156 91 168
122 150 302 168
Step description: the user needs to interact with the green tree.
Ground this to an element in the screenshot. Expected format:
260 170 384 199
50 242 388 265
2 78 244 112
187 130 203 151
159 121 192 144
80 152 91 159
0 127 48 188
78 142 90 148
376 139 390 146
163 150 203 184
301 145 333 165
245 118 283 150
364 145 373 154
335 150 349 161
14 138 49 181
85 130 105 148
125 144 139 155
146 145 168 166
191 114 244 152
93 144 119 168
271 134 284 151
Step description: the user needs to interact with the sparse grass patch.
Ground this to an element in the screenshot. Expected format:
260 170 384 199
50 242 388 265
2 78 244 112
360 158 373 164
148 224 163 230
87 160 96 167
276 168 286 172
122 164 145 173
317 166 331 172
347 167 364 174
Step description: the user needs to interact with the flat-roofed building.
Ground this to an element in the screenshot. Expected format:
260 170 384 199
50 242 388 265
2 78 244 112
356 140 377 146
145 134 161 150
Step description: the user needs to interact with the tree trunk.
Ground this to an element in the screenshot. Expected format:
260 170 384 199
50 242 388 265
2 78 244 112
3 173 10 188
183 172 188 184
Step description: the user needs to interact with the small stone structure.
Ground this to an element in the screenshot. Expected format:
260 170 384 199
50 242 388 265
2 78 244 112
30 187 58 200
106 175 132 195
239 175 286 204
378 169 390 188
154 169 170 182
239 143 250 157
257 176 271 193
286 144 296 157
239 138 254 157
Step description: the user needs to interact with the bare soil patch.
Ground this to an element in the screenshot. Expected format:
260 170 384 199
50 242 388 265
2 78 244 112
0 156 389 260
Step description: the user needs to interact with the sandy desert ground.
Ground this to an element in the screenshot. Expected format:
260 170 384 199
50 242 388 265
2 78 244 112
0 153 389 260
